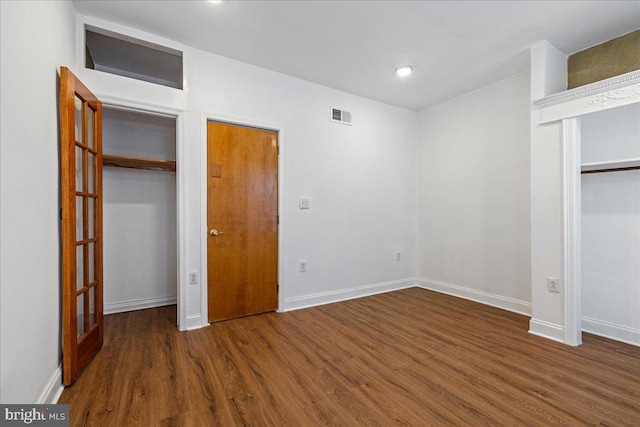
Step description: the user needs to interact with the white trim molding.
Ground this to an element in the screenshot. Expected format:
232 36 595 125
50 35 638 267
562 118 582 346
534 70 640 108
415 278 532 316
533 70 640 124
104 295 177 315
185 314 204 331
282 279 416 312
582 317 640 347
37 366 64 404
96 93 186 116
529 319 565 343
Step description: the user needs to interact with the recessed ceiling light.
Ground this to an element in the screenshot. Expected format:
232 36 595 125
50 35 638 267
395 65 413 77
207 0 223 3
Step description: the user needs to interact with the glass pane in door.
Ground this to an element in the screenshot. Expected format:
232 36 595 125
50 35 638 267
87 108 94 149
74 96 83 143
88 242 95 284
76 245 84 291
89 286 96 327
75 146 84 192
88 153 95 194
88 198 95 239
76 196 84 240
77 293 85 338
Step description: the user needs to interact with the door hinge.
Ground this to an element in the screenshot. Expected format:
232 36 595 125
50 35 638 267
60 208 63 220
277 146 280 155
277 215 279 224
277 285 280 293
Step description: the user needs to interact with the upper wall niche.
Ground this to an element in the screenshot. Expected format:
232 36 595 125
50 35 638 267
85 26 183 89
568 29 640 89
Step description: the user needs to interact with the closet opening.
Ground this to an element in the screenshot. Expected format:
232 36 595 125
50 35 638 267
101 106 179 325
580 102 640 346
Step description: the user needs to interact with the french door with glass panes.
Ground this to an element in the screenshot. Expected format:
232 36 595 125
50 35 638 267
59 67 103 386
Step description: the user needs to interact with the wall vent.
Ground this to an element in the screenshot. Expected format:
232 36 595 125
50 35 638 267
330 107 352 126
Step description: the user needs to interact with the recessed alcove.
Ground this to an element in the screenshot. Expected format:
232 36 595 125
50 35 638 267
85 26 183 89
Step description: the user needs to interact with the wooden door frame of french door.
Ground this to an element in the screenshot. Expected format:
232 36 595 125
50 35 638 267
199 112 286 328
97 95 188 330
60 67 104 385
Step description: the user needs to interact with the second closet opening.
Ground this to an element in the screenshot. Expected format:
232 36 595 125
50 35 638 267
101 107 178 324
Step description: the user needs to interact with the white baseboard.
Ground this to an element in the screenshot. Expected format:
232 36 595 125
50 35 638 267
415 278 532 316
529 318 565 343
37 366 64 404
582 317 640 347
104 295 177 315
186 313 205 330
281 278 416 312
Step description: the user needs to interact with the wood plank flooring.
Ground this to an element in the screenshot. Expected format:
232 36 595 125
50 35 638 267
58 288 640 426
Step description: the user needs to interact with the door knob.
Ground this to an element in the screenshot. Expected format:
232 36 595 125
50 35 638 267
209 228 225 236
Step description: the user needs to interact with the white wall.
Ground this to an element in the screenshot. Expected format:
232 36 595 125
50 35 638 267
415 70 532 314
581 104 640 345
76 15 418 326
188 48 418 312
0 1 77 403
529 41 568 341
102 109 177 313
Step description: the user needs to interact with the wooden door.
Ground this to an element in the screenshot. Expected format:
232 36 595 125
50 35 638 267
59 67 103 385
207 122 278 322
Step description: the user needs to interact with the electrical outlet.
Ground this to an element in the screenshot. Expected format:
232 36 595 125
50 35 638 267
189 271 199 285
547 277 560 293
395 252 401 262
299 261 307 273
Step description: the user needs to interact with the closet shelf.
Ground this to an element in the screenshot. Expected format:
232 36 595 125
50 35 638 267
581 158 640 174
103 154 176 172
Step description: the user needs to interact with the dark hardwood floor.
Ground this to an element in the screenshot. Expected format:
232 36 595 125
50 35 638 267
58 288 640 426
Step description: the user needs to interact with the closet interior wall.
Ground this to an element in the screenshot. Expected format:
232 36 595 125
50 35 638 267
581 102 640 345
102 108 177 314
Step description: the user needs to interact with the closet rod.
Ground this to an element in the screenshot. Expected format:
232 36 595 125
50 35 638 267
581 166 640 174
103 154 176 172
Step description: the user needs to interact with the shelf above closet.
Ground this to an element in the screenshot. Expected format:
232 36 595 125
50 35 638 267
581 158 640 174
103 154 176 172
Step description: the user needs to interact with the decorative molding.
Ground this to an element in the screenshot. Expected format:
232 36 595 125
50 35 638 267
37 366 64 404
529 319 565 343
282 278 416 312
104 295 177 315
582 317 640 347
586 87 640 108
536 74 640 124
415 278 532 316
533 70 640 108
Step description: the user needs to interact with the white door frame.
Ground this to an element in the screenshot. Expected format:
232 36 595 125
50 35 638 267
97 94 188 330
199 112 286 328
562 117 582 346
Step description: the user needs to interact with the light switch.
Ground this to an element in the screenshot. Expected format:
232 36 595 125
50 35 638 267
299 198 310 209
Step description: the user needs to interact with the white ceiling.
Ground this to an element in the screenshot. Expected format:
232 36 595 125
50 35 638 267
72 1 640 111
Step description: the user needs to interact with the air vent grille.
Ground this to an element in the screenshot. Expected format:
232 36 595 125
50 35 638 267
330 107 352 126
